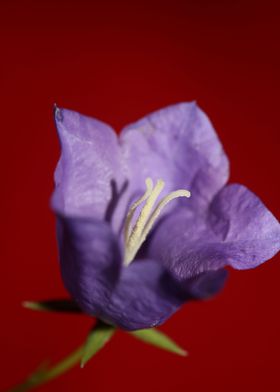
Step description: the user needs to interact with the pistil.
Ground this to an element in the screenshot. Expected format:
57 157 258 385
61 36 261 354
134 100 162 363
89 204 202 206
124 178 191 266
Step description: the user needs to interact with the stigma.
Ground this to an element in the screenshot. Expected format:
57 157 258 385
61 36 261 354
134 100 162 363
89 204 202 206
124 178 191 266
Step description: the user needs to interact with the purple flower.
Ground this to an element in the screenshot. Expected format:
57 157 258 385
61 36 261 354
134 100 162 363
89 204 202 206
52 103 280 330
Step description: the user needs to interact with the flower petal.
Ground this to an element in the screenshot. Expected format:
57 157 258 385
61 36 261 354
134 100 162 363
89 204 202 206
56 214 122 317
52 107 125 225
148 184 280 280
209 184 280 269
56 215 228 330
186 269 228 299
101 259 188 330
99 260 228 330
120 102 229 210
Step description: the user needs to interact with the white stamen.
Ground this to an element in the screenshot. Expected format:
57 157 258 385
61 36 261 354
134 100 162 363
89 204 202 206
124 178 153 243
124 178 191 266
124 179 165 265
138 189 191 249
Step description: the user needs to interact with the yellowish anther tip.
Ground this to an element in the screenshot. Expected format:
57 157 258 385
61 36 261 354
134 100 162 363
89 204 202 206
174 189 191 198
145 177 153 187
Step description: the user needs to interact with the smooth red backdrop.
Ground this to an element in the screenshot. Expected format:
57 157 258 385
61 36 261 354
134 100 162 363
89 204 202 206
1 1 279 391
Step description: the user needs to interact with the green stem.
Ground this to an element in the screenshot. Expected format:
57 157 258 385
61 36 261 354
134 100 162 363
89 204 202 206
10 345 84 392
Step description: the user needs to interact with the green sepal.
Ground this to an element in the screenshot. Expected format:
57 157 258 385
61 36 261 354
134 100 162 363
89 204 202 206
129 328 187 357
80 321 116 368
9 323 185 391
22 299 82 313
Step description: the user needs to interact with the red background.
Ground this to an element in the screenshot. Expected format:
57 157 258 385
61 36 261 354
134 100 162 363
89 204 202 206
1 1 280 391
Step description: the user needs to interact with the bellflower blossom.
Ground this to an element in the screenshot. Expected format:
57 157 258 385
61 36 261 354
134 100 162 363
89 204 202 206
52 103 280 331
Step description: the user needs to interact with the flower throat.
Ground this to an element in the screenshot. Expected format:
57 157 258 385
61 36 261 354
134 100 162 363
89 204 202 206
124 178 191 266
